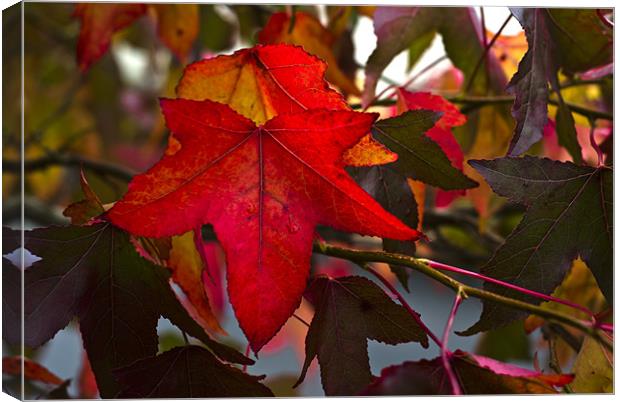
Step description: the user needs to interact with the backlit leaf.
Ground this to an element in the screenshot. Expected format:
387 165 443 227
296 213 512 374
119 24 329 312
108 99 421 352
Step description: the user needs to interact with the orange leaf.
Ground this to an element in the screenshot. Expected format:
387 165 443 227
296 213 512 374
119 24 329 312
149 4 199 62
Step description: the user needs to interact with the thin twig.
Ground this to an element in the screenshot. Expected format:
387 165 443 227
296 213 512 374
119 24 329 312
588 119 604 167
464 13 512 94
4 153 135 182
441 289 464 395
351 96 614 122
421 259 596 319
313 242 613 352
293 313 310 328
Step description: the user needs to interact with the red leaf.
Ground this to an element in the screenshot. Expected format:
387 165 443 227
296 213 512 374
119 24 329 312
397 89 468 208
74 4 147 71
108 99 421 351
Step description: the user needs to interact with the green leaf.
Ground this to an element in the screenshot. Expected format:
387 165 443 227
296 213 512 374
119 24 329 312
570 335 613 393
4 223 251 397
461 157 612 335
363 350 568 395
506 8 555 156
114 345 274 397
295 275 429 395
373 110 478 190
348 165 418 290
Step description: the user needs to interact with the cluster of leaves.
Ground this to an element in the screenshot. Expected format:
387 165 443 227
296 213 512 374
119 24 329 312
2 4 613 398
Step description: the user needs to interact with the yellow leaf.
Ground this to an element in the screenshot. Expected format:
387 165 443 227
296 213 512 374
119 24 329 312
148 4 199 62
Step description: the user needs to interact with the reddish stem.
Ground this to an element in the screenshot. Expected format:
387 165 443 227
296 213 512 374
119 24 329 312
423 259 596 319
442 291 464 395
364 265 443 349
588 122 604 167
242 344 251 373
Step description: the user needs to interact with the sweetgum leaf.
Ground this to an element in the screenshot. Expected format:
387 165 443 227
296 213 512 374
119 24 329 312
363 350 572 395
114 346 274 398
295 275 428 395
3 223 251 397
373 110 478 190
108 100 421 352
461 156 612 335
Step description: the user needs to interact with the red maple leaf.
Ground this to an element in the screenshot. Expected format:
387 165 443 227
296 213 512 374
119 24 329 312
108 99 421 351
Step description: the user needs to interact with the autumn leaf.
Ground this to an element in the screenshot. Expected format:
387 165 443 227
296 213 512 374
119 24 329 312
570 334 613 393
75 3 198 71
2 223 252 397
461 157 612 335
74 3 147 71
176 44 396 167
3 357 64 386
114 346 274 397
108 99 421 352
149 4 199 62
258 11 360 96
62 169 105 224
295 275 429 395
363 350 572 395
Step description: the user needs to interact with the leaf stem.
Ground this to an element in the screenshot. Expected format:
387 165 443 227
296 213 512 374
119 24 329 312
362 264 443 348
588 119 604 167
442 289 465 395
312 242 612 352
420 259 596 319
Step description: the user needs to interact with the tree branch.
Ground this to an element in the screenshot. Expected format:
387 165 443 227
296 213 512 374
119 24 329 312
3 153 135 182
351 96 613 122
312 242 613 352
